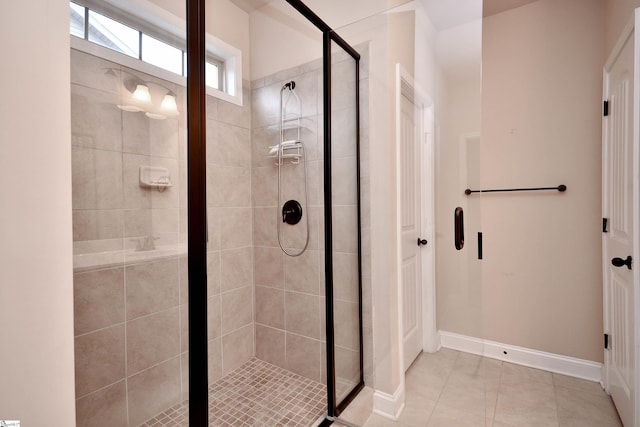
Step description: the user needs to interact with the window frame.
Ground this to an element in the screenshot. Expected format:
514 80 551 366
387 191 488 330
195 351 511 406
69 0 242 105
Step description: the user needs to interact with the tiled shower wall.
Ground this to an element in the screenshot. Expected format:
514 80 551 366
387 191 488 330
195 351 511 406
71 42 370 426
250 44 371 388
70 48 253 426
71 48 187 426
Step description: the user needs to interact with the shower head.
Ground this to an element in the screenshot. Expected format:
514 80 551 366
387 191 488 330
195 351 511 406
283 81 296 91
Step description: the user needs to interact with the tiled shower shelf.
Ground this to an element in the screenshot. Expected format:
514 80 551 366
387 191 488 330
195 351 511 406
73 244 186 272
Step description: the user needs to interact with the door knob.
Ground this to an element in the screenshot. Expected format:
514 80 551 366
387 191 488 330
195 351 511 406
417 238 428 246
612 256 633 270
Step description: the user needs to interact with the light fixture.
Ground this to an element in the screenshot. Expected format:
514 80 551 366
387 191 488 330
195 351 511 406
106 68 180 119
160 94 179 116
132 84 152 106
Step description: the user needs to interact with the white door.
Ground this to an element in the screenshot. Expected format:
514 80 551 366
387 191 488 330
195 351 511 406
603 14 639 427
400 80 424 371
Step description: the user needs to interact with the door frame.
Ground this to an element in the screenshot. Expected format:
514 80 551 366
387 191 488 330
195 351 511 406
602 9 640 425
395 63 437 375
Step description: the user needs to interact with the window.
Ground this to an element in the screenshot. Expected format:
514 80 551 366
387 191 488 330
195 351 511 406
69 2 85 38
69 1 241 103
88 10 139 59
142 34 183 76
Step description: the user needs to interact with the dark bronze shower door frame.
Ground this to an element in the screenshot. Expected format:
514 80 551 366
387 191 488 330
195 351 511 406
186 0 364 425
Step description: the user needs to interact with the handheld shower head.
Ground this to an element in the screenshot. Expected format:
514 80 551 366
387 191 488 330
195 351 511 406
283 81 296 91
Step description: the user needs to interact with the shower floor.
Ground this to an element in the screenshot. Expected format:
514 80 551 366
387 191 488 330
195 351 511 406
140 358 327 427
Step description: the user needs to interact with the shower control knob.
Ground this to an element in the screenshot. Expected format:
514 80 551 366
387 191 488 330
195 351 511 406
417 238 428 246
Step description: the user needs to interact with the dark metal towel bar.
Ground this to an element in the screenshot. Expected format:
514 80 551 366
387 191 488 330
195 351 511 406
464 184 566 195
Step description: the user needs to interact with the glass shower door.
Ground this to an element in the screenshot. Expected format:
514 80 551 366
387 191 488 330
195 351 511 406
326 33 364 416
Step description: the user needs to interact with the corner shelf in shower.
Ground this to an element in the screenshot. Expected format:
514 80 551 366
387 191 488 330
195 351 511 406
267 116 308 131
268 140 304 164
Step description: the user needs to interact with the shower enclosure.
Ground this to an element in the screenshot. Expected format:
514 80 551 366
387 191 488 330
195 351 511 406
70 0 363 425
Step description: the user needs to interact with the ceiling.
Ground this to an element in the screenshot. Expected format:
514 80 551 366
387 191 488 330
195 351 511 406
229 0 272 13
483 0 539 18
230 0 541 28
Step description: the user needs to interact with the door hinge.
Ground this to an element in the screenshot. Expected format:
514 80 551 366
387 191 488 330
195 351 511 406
603 218 608 233
604 333 609 349
604 100 609 117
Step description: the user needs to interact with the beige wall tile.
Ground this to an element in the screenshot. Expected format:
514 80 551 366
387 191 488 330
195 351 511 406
122 153 152 209
150 117 179 159
335 346 360 394
332 252 359 303
122 110 150 155
286 333 321 382
72 148 123 210
253 207 278 247
251 166 278 207
73 209 123 242
255 324 285 368
126 308 180 375
284 250 320 295
74 267 124 335
331 156 358 205
149 157 179 209
222 324 254 375
180 304 188 354
208 338 223 384
332 205 359 254
208 294 221 339
123 208 152 238
218 88 251 129
251 83 280 128
255 285 284 329
207 208 221 251
285 291 320 339
251 126 279 168
127 357 182 426
219 207 252 249
75 380 127 427
71 85 122 152
221 286 253 334
207 251 221 296
220 247 253 292
217 123 251 167
179 255 189 304
70 50 121 94
75 325 125 397
254 246 284 288
125 258 179 320
334 300 359 351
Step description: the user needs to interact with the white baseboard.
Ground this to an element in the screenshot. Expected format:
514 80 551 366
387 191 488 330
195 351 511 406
438 331 603 382
372 383 405 421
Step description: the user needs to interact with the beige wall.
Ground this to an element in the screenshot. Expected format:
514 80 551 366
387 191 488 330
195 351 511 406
479 0 604 362
605 0 640 57
148 0 251 79
0 1 76 426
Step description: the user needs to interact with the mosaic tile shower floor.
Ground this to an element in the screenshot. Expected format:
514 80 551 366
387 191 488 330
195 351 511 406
140 358 327 427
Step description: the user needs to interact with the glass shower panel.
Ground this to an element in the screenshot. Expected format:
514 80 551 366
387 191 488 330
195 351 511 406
70 1 189 425
330 37 362 407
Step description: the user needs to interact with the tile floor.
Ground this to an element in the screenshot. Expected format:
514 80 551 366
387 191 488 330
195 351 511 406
360 349 622 427
140 358 326 426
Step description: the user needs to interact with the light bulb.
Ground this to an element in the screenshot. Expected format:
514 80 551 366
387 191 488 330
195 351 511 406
131 84 152 106
160 94 179 116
